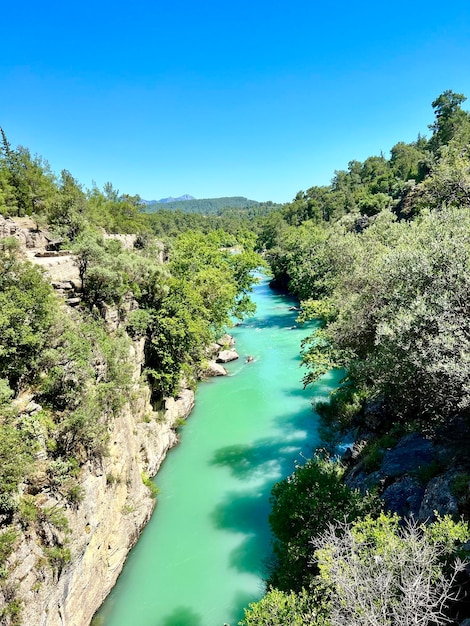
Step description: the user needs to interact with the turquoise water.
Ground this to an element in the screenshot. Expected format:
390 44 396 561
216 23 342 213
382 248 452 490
95 276 341 626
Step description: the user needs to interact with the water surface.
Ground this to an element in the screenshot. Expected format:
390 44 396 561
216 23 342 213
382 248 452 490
95 276 341 626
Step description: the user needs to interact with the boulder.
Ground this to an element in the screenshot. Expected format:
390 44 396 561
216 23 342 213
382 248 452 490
216 334 235 348
205 342 221 357
51 280 75 291
381 433 434 477
216 350 239 363
418 471 460 521
199 361 227 378
381 476 424 518
164 389 195 425
66 297 82 307
25 401 42 415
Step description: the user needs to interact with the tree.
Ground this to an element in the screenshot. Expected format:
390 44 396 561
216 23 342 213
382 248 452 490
71 231 105 291
428 90 470 152
390 141 426 182
49 170 88 239
302 207 470 424
0 245 57 389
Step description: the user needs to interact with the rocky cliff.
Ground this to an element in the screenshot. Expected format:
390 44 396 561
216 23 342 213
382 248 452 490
7 337 194 626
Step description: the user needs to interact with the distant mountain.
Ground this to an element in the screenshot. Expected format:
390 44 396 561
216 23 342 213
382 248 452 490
156 194 195 204
143 196 261 215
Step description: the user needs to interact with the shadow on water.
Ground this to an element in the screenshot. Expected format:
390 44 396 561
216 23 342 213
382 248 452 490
211 439 286 481
210 436 309 577
160 607 203 626
228 591 265 625
241 313 301 331
239 298 318 333
209 370 344 586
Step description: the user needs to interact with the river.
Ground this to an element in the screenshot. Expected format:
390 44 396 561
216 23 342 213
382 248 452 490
94 274 341 626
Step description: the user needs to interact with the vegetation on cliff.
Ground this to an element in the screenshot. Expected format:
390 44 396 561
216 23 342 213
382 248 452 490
0 129 262 624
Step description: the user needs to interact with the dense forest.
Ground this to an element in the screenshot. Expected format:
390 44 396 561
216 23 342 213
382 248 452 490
1 89 470 625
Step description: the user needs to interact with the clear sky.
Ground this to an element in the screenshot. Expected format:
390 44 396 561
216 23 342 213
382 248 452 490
2 0 470 203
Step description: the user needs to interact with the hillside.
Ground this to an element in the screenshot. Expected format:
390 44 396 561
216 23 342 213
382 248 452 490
144 196 260 214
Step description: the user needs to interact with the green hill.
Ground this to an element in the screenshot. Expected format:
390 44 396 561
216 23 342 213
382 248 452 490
144 196 260 214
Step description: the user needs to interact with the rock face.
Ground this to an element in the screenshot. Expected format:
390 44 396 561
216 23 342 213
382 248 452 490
5 338 195 626
0 215 61 250
418 471 460 520
345 431 466 523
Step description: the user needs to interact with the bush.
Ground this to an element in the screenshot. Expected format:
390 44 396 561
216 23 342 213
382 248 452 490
314 512 469 626
239 588 326 626
268 454 380 591
141 472 159 499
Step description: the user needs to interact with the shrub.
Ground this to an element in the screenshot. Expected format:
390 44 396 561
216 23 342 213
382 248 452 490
314 512 469 626
268 454 380 591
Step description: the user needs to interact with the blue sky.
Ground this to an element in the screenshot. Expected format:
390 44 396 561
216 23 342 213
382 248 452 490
2 0 470 203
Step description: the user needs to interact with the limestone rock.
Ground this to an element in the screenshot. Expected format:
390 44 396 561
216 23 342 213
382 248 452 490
216 350 239 363
216 334 235 348
164 389 195 425
8 344 196 626
51 280 75 291
103 233 137 250
205 342 221 357
200 360 228 377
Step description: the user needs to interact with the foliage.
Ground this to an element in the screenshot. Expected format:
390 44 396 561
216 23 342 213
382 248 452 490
314 512 469 626
144 230 259 396
0 247 56 390
144 196 261 215
302 206 470 424
268 454 380 592
141 472 159 499
0 530 18 572
314 384 366 448
428 90 470 153
239 588 327 626
44 545 71 572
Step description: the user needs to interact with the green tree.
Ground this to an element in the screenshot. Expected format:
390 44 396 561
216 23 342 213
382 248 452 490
428 90 470 152
48 170 88 240
0 245 57 389
302 207 470 424
71 231 105 291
